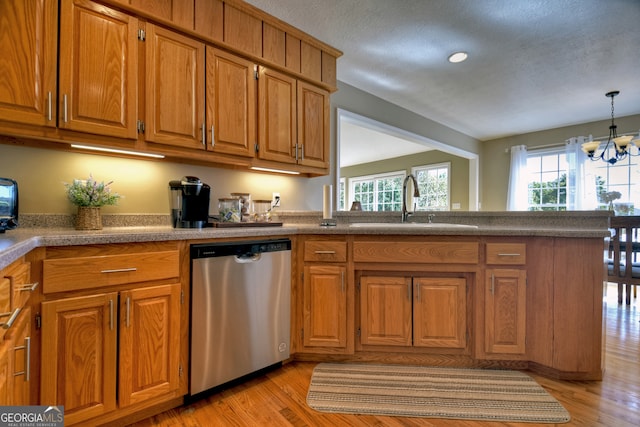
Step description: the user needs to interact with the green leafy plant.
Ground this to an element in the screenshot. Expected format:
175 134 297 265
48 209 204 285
65 174 121 207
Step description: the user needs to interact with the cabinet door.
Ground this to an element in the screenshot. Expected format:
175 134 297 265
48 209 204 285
485 269 527 354
257 66 297 164
413 278 466 348
297 81 329 169
206 47 256 157
360 276 412 346
145 24 205 149
303 265 347 349
0 0 57 127
58 0 138 138
119 284 181 407
41 293 118 425
7 307 31 405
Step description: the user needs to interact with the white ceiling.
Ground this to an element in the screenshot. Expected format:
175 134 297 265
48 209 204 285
245 0 640 152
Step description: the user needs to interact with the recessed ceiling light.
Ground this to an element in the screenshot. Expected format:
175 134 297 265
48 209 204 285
448 52 468 63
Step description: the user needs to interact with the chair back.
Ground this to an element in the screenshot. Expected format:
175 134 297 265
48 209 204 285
608 215 640 285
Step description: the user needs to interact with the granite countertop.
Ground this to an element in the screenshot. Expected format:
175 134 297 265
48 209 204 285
0 211 611 270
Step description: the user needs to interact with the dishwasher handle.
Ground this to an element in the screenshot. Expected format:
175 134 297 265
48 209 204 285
235 253 262 263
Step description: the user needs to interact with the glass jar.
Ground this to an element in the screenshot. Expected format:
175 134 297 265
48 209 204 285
252 200 272 222
218 198 241 222
230 193 251 222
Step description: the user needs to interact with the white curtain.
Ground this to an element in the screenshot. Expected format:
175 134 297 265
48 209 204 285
565 137 597 210
506 145 528 210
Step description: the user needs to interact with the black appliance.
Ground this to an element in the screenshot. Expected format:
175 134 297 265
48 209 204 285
169 176 210 228
0 178 18 233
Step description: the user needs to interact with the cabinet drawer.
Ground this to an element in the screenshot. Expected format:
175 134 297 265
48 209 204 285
7 262 35 310
486 243 526 265
353 241 478 264
43 250 179 293
304 241 347 262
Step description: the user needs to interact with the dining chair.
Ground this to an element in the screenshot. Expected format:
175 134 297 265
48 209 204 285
607 216 640 305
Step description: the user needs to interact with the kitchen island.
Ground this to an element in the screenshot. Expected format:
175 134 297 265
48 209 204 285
0 211 610 426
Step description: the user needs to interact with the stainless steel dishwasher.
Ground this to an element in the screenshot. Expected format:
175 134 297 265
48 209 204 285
189 238 291 396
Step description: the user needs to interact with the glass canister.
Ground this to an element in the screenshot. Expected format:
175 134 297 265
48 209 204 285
218 198 241 222
230 193 251 221
252 200 272 222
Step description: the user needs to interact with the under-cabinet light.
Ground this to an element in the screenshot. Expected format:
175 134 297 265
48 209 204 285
250 166 300 175
71 144 165 159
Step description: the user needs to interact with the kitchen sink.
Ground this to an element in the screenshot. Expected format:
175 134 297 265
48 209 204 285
348 222 478 229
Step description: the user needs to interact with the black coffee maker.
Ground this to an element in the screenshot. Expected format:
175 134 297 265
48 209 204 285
169 176 210 228
0 177 19 233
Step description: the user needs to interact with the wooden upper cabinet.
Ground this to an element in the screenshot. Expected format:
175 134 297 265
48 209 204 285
285 34 302 74
119 284 181 407
145 24 205 149
301 41 322 82
121 0 194 29
297 81 329 169
263 23 286 66
41 293 119 425
0 0 57 127
321 51 337 87
224 4 262 58
257 66 297 164
58 0 138 139
206 47 256 157
195 0 223 42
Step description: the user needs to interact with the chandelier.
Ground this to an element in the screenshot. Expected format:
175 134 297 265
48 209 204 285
581 91 639 164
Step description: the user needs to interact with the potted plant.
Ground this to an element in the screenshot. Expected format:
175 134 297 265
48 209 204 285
65 174 121 230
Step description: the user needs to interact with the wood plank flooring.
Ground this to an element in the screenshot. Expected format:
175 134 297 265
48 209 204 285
130 284 640 426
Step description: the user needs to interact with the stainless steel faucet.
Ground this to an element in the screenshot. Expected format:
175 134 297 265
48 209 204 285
401 174 420 222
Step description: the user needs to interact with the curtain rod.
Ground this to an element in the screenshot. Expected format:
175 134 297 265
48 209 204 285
528 130 640 151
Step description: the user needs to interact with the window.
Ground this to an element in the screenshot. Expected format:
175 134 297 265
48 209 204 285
413 163 450 211
525 145 640 211
591 146 640 209
527 150 567 211
349 171 404 211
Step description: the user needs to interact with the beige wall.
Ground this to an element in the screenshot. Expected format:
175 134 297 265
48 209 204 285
480 114 640 211
340 150 470 210
0 143 321 214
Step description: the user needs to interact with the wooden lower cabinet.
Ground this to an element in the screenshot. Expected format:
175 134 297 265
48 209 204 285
0 307 32 406
302 265 347 349
360 276 467 349
484 268 527 355
41 283 181 426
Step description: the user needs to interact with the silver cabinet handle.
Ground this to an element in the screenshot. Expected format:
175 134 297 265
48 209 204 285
314 250 336 254
490 273 495 295
294 143 299 162
109 299 114 331
415 282 420 301
0 308 21 329
14 337 31 381
100 268 137 274
497 253 522 257
16 282 39 292
125 296 131 328
300 144 304 161
63 94 68 123
47 91 52 121
211 125 215 147
201 122 206 146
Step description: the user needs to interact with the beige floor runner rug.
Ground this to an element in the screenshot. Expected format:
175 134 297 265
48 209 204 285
307 363 570 423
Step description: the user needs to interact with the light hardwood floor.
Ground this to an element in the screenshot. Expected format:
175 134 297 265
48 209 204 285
130 284 639 427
